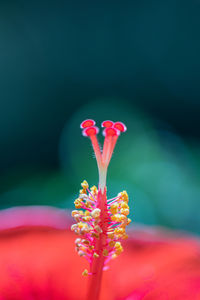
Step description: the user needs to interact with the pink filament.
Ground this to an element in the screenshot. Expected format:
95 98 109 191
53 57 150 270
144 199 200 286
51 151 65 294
102 135 119 167
89 134 102 169
86 188 108 300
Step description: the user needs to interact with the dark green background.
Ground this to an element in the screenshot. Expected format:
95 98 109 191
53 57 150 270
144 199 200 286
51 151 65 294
0 1 200 233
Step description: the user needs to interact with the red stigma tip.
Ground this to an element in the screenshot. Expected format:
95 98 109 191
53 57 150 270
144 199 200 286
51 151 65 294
101 120 114 128
80 119 96 129
113 122 127 132
103 127 120 137
83 126 99 137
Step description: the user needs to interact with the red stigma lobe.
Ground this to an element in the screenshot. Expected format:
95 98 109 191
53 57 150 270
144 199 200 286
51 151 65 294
103 127 120 137
113 122 127 132
83 126 99 137
80 119 96 129
80 119 127 171
101 120 114 128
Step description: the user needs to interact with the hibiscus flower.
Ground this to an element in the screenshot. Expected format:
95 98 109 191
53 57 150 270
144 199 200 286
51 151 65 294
1 119 199 300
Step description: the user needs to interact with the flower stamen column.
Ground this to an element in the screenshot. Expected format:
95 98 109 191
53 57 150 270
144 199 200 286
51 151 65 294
71 119 131 300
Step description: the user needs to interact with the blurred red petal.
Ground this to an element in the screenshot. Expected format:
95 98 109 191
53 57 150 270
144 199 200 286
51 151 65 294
0 227 86 300
0 207 199 299
109 228 200 300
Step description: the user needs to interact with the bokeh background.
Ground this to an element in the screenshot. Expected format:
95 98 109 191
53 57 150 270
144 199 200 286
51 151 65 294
0 1 200 234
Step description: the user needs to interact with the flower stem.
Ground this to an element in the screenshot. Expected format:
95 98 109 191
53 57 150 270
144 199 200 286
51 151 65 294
86 188 108 300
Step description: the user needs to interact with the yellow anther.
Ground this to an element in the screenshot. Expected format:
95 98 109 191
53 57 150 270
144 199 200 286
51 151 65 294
109 241 115 247
75 238 81 245
120 217 128 228
110 203 119 214
121 214 127 220
120 222 127 229
111 214 123 222
77 222 85 229
121 208 129 216
121 202 129 209
114 227 125 236
74 198 83 209
81 180 89 190
91 208 101 219
118 191 129 203
74 198 81 204
122 233 128 239
85 211 90 216
79 245 86 251
81 228 90 234
82 216 92 222
89 245 94 250
107 231 114 239
90 185 98 194
71 210 79 217
71 224 78 231
74 214 81 222
110 215 115 222
114 242 122 248
79 189 86 195
127 218 131 225
85 201 91 208
79 193 88 200
93 252 99 258
91 232 99 239
82 269 88 277
114 241 123 255
77 223 90 234
103 249 109 257
82 239 89 245
115 247 123 255
78 250 86 257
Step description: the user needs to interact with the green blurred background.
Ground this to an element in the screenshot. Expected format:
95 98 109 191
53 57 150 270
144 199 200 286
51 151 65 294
0 1 200 234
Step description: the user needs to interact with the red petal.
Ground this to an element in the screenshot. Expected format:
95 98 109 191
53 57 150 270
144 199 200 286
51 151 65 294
0 208 200 300
108 228 200 299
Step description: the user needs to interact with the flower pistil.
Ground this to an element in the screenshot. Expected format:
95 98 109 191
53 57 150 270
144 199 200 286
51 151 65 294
71 119 131 299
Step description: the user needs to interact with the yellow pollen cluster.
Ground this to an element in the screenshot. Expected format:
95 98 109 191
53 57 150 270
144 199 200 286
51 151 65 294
81 180 89 190
114 241 123 255
90 185 98 195
118 191 129 203
74 180 95 210
107 190 131 257
82 269 88 276
71 180 131 275
72 180 104 275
